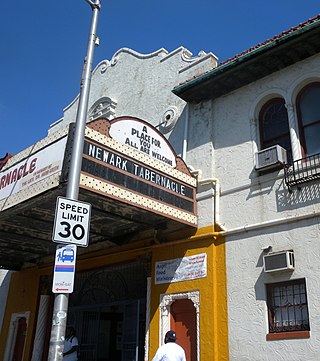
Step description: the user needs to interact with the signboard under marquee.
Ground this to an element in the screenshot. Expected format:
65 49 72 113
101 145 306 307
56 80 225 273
81 117 197 227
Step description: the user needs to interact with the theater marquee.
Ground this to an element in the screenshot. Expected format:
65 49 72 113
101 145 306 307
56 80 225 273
80 117 197 227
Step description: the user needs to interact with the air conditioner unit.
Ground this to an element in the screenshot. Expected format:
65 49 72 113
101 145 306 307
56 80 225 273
263 251 294 273
255 145 287 170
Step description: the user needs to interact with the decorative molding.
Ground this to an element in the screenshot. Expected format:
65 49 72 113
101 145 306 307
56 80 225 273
159 290 200 360
88 97 117 121
112 47 168 61
181 49 201 62
97 60 111 73
249 117 257 126
285 102 295 112
160 46 192 63
94 48 169 74
159 106 180 133
3 311 30 361
285 102 301 160
179 51 218 74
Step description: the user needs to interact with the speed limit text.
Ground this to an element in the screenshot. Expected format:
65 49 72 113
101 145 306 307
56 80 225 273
60 201 89 222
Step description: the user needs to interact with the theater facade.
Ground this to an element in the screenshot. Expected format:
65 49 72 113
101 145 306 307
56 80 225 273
0 47 228 361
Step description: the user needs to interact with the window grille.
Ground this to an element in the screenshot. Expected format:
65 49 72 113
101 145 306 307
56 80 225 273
266 279 310 333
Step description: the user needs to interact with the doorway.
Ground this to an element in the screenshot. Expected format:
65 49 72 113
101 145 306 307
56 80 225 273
67 261 148 361
171 299 196 361
72 301 142 361
3 312 29 361
159 290 200 361
12 317 27 361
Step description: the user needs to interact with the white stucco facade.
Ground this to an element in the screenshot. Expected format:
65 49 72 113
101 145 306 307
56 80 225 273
49 47 217 158
184 52 320 360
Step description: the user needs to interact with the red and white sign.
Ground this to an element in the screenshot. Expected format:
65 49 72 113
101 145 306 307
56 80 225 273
155 253 207 284
0 137 67 201
109 117 177 168
52 244 77 293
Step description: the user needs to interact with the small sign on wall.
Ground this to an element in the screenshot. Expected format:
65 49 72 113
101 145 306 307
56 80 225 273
155 253 207 284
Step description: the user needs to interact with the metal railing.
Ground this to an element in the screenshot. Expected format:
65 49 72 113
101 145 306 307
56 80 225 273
284 152 320 190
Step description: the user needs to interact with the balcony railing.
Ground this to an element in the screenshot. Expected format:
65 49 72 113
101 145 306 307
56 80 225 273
284 152 320 190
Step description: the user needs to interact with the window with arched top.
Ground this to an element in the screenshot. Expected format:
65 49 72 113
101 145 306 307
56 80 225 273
296 82 320 157
259 97 292 160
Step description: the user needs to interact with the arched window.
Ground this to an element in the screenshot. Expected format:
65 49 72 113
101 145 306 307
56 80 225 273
296 82 320 157
259 98 292 158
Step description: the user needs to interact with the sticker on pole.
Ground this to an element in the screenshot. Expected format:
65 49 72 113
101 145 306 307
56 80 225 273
52 244 77 293
52 196 91 247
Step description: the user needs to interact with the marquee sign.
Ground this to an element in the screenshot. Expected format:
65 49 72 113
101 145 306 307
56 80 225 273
109 117 176 167
80 117 197 227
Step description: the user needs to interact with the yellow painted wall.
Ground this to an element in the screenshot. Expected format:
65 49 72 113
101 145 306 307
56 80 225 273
0 244 151 360
149 227 228 361
0 268 41 360
0 232 228 361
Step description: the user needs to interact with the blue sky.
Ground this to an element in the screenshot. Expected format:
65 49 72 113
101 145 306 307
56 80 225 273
0 0 319 156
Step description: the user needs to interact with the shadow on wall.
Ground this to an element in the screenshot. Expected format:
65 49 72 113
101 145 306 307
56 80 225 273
246 169 320 213
167 103 214 156
276 181 320 211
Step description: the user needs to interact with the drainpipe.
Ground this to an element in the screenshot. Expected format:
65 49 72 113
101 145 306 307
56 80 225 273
182 103 189 162
218 209 320 237
190 168 226 232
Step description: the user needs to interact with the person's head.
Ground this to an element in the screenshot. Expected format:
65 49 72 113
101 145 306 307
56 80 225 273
164 330 177 344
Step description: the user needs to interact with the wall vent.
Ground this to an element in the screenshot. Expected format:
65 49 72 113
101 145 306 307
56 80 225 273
263 251 294 273
255 145 287 170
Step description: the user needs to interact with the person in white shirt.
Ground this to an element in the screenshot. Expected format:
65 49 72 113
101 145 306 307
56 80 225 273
63 326 79 361
152 330 186 361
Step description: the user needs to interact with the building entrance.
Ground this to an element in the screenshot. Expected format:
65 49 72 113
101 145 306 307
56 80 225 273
70 300 142 361
171 299 196 361
67 261 148 361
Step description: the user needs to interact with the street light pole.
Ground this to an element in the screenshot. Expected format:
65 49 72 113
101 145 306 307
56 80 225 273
48 1 101 360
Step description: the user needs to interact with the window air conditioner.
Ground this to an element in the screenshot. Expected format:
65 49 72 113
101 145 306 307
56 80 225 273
263 251 295 273
255 145 287 170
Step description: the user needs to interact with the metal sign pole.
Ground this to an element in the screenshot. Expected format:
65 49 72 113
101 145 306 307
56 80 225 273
48 1 101 360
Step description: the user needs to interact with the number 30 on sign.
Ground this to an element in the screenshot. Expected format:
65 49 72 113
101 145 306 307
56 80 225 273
52 197 91 247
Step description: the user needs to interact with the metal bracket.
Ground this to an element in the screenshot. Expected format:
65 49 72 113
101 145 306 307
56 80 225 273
85 0 101 10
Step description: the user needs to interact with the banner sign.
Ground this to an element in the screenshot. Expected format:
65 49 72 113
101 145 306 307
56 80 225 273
155 253 207 284
0 137 67 201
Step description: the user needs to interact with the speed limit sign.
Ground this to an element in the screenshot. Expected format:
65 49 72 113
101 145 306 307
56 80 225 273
52 197 91 247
